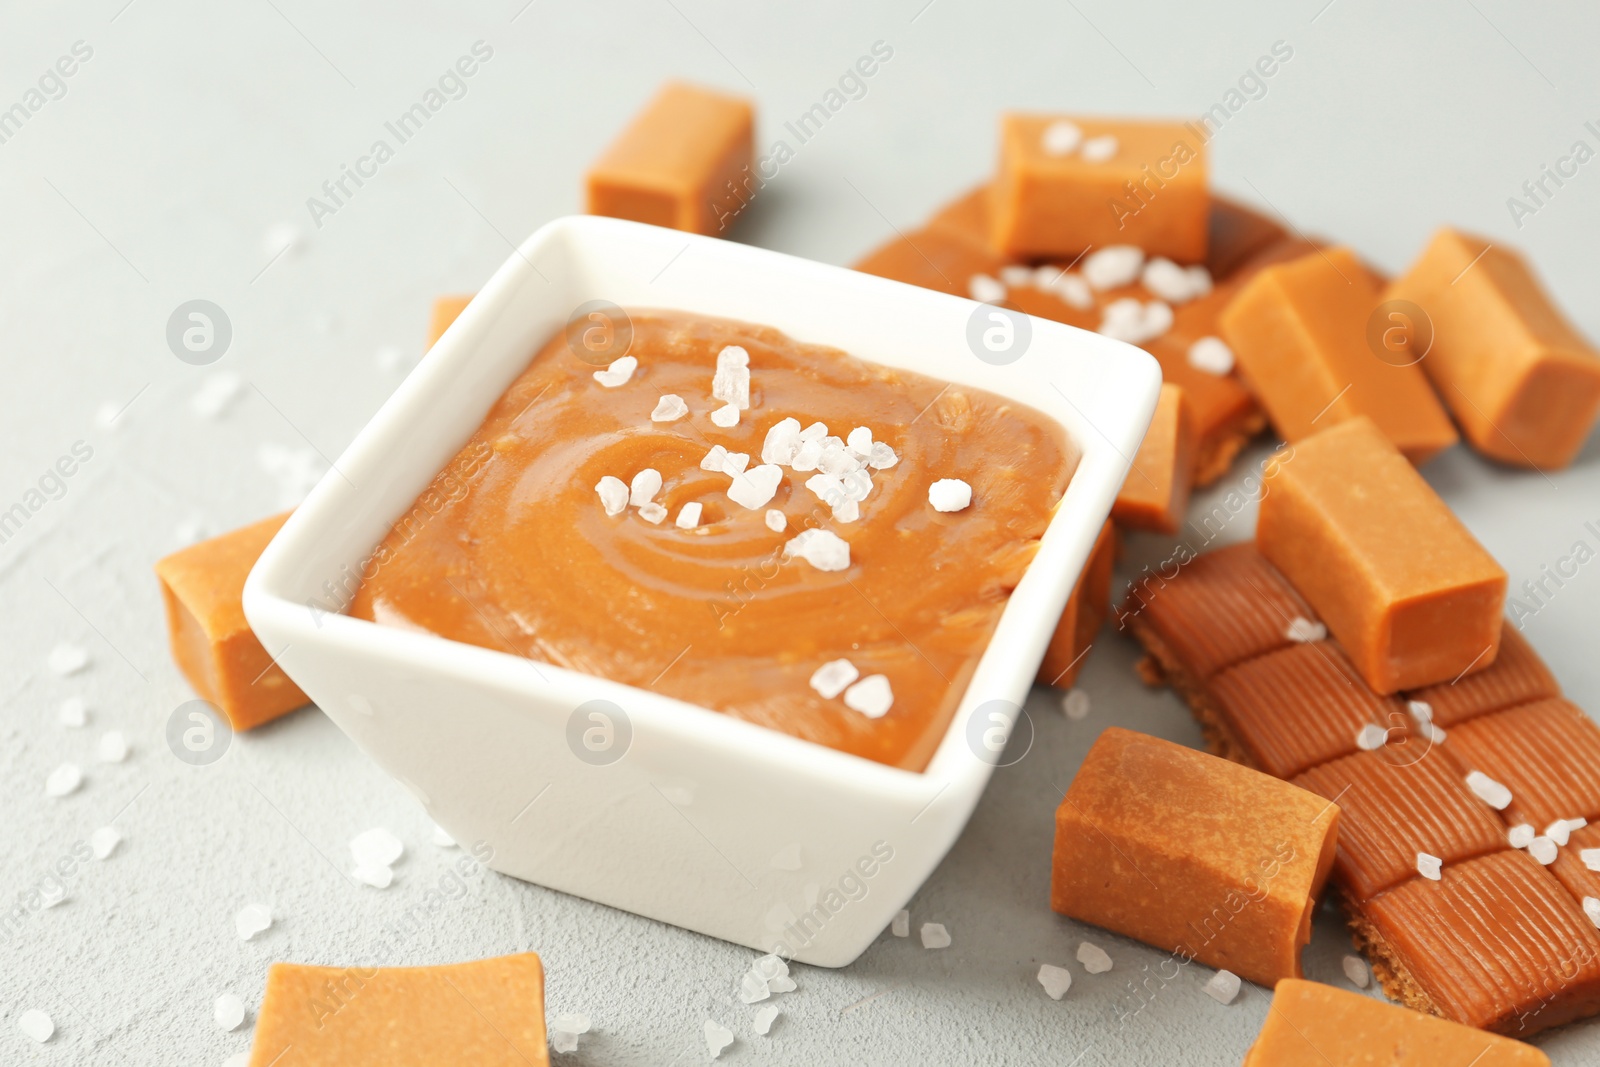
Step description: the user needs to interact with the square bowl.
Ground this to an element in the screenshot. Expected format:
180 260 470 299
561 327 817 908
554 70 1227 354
243 215 1160 966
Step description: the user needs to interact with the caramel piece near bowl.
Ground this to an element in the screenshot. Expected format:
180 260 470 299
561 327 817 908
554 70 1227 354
427 294 474 347
1037 519 1116 688
991 114 1209 261
1220 246 1458 464
249 952 548 1066
1386 228 1600 470
1243 979 1550 1066
1257 416 1507 694
585 81 754 236
1051 727 1338 987
154 512 308 731
853 224 1009 301
1112 383 1195 535
1443 698 1600 828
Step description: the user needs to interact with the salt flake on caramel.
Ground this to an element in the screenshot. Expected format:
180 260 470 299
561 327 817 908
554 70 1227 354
844 674 894 718
783 529 850 572
595 476 628 516
809 659 859 699
651 394 688 422
728 464 782 510
593 355 637 387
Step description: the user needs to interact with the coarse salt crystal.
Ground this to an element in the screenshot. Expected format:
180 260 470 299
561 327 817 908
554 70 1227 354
1286 617 1326 643
352 864 393 889
928 479 973 512
98 730 129 763
1584 897 1600 929
48 643 89 676
593 355 637 388
637 502 667 524
40 881 66 909
704 1018 735 1059
783 529 850 572
650 394 688 422
806 473 845 508
1097 298 1172 344
45 763 82 798
1416 852 1442 880
1041 119 1083 156
810 659 860 699
753 953 788 982
969 273 1007 304
1062 689 1090 721
738 969 770 1004
1052 272 1094 309
1355 724 1388 751
753 1004 780 1035
767 976 796 993
236 903 272 941
832 498 860 524
1509 824 1535 849
214 992 246 1031
700 445 730 472
595 476 629 516
1077 941 1113 974
551 1031 580 1054
710 402 741 428
1038 963 1073 1000
840 470 874 503
712 345 750 410
1408 699 1434 724
553 1012 592 1036
1342 954 1370 988
799 421 827 441
819 443 862 477
1529 837 1558 865
728 464 783 509
1142 258 1212 304
675 502 703 529
18 1009 54 1043
844 675 894 719
1547 817 1587 846
867 441 899 470
351 828 404 867
1083 245 1145 290
1081 134 1118 162
1582 848 1600 872
1204 969 1241 1005
920 922 951 949
891 909 910 937
790 438 824 472
629 468 662 507
765 509 786 532
761 418 803 466
59 697 87 728
1187 336 1235 375
90 825 122 859
846 426 874 457
1034 265 1063 289
721 452 750 476
1000 264 1035 288
1466 770 1512 810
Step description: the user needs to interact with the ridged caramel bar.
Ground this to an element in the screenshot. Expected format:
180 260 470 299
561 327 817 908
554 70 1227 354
585 82 754 236
1111 383 1195 535
1293 750 1507 901
1386 228 1600 470
1353 851 1600 1035
1257 416 1507 695
1036 519 1115 688
1404 626 1559 728
1220 246 1459 464
1547 823 1600 910
1243 979 1550 1066
1445 699 1600 829
1051 727 1338 987
852 224 1007 301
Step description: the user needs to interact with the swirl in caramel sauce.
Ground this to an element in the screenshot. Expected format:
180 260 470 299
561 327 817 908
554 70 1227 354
350 312 1078 770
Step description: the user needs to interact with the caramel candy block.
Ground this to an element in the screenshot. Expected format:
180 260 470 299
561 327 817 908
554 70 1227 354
925 183 995 251
1243 979 1551 1067
1207 642 1414 778
1052 728 1338 987
1444 699 1600 828
1404 626 1559 728
1038 520 1116 687
1547 822 1600 913
991 115 1208 262
1386 228 1600 470
427 295 473 348
853 225 1009 302
1257 416 1508 694
154 512 308 731
1112 384 1196 535
249 952 548 1066
1119 542 1317 683
1354 850 1600 1035
1293 750 1506 901
1205 194 1285 280
586 82 754 236
1220 246 1458 464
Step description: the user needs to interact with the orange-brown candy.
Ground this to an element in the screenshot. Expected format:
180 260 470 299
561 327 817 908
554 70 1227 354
154 512 308 731
1243 978 1551 1067
1444 699 1600 828
1205 194 1286 280
586 82 753 236
428 295 473 347
1385 228 1600 470
1257 417 1507 694
1220 246 1458 464
1037 520 1116 688
1547 822 1600 911
1112 383 1195 535
991 115 1208 262
249 952 547 1066
925 183 994 250
852 225 1008 301
1356 850 1600 1035
1404 626 1559 728
1293 750 1507 901
1052 728 1338 987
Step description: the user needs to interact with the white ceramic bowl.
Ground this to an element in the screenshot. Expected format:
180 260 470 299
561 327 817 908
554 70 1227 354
243 215 1159 966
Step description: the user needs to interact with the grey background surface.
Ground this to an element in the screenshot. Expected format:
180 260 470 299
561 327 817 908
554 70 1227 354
3 1 1599 1063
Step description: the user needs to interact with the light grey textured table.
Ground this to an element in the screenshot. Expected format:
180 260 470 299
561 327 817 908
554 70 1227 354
4 1 1599 1063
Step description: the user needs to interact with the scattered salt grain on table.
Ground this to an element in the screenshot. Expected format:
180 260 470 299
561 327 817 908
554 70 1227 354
1077 941 1112 974
1037 963 1073 1000
1285 617 1326 643
1342 954 1370 989
1204 969 1241 1005
676 502 703 530
1082 245 1144 290
40 881 66 909
58 697 87 728
550 1012 591 1054
1466 770 1512 810
1081 134 1118 162
765 509 786 532
1416 852 1442 880
844 675 894 719
98 730 129 763
711 402 741 428
738 970 770 1004
236 903 272 941
651 394 689 422
214 993 246 1032
809 659 859 699
1528 837 1558 865
1041 119 1082 157
18 1009 53 1043
48 643 90 676
352 864 394 889
1062 689 1090 721
705 1018 735 1059
891 909 910 938
920 922 951 949
753 1004 780 1036
224 1053 251 1067
45 763 82 798
1355 724 1388 751
90 826 122 860
351 828 404 868
968 273 1006 304
629 468 662 507
928 479 972 513
783 529 850 572
593 355 637 388
1187 337 1234 375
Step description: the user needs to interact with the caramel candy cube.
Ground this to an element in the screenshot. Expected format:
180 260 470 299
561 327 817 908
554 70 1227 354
1444 699 1600 828
427 295 473 347
1257 416 1507 694
1051 727 1339 987
1293 750 1507 901
249 952 548 1066
853 225 1009 302
925 183 994 250
991 114 1209 261
1038 520 1116 687
1404 625 1559 727
1547 822 1600 911
1205 194 1286 280
1386 228 1600 470
1220 246 1458 464
1356 850 1600 1035
1243 978 1551 1066
1112 383 1195 535
154 512 308 731
585 82 753 236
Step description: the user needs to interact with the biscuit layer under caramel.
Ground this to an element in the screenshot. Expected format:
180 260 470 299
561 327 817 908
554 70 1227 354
351 313 1076 771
